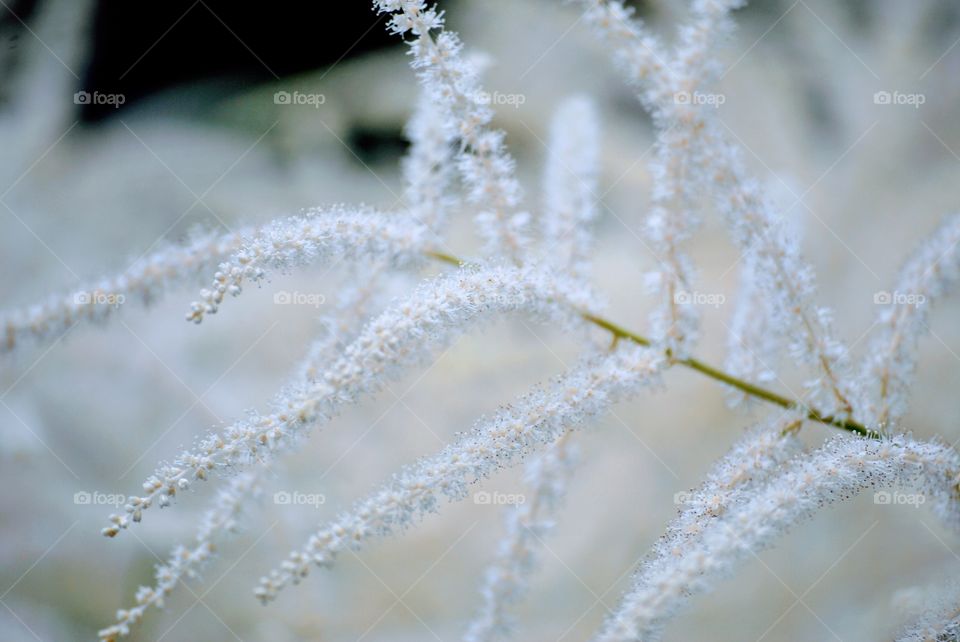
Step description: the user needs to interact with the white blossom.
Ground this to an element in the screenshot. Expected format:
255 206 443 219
106 265 586 535
374 0 532 260
601 434 960 641
186 207 429 322
98 471 262 642
540 96 601 284
1 227 248 354
580 0 859 417
598 413 803 641
859 213 960 427
402 88 458 236
895 578 960 642
464 434 578 641
724 252 782 407
254 345 664 603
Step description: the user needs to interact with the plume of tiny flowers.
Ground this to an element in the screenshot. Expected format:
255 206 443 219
599 434 960 641
402 88 458 237
859 212 960 427
186 206 428 323
580 0 859 417
724 252 782 407
98 470 262 642
895 579 960 642
105 265 585 536
374 0 532 261
254 345 664 603
579 0 739 357
1 226 250 354
464 432 578 642
100 256 397 637
703 128 859 419
540 96 601 285
596 412 803 641
576 1 672 112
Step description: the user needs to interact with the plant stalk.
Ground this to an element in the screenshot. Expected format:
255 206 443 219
427 250 875 437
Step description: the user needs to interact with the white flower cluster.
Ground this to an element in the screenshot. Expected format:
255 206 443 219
895 578 960 642
5 0 960 640
105 265 586 536
186 206 429 322
375 0 532 260
581 0 857 416
464 434 578 641
860 213 960 427
540 96 600 285
254 345 663 603
1 227 248 353
98 471 261 642
603 434 960 641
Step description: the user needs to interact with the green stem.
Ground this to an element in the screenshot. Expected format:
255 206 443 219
427 250 875 437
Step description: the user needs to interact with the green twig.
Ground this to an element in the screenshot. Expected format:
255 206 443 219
427 251 875 437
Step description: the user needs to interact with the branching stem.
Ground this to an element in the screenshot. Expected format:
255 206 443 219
427 250 875 437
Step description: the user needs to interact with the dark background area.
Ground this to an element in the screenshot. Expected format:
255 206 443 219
0 0 402 122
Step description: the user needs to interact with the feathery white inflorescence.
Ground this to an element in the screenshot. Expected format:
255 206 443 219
254 345 664 603
98 471 261 642
598 413 803 642
580 0 739 356
186 207 428 322
581 0 859 416
402 89 458 236
703 125 860 419
895 579 960 642
374 0 532 261
540 96 601 284
464 433 578 642
106 265 586 536
724 252 782 407
578 0 672 113
859 212 960 427
99 240 409 638
600 434 960 641
1 227 249 354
